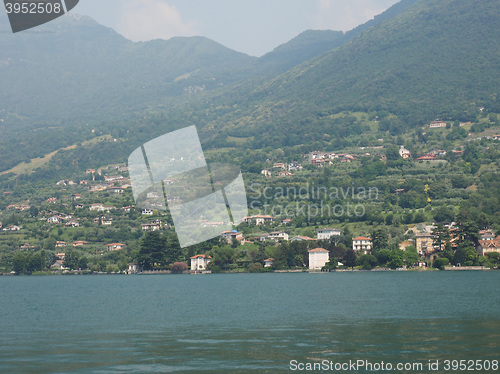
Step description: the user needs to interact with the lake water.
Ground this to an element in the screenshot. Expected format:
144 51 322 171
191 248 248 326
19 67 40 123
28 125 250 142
1 272 499 373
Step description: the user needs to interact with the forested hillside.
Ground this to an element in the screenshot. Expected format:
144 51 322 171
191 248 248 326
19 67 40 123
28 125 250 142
258 0 500 124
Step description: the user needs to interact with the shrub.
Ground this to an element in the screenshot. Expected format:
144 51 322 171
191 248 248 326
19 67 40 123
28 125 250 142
433 258 450 270
171 262 188 273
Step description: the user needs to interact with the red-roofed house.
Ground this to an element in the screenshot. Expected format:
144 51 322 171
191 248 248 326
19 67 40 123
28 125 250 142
352 237 372 254
190 254 212 271
417 155 436 161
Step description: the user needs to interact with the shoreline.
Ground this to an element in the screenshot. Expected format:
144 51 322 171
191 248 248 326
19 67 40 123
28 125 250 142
1 266 495 276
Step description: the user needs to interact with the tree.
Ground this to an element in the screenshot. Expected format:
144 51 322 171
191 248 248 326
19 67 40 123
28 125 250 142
322 258 338 271
249 244 268 265
452 241 478 266
385 144 400 161
433 258 450 270
63 251 81 270
138 231 167 270
12 252 27 274
248 262 263 273
329 244 347 261
455 210 480 245
388 249 405 269
209 245 236 271
371 226 389 252
342 227 353 249
431 224 451 252
357 254 377 270
373 249 390 265
12 251 44 274
164 233 182 265
29 205 39 218
403 246 419 266
343 249 357 268
433 207 455 223
43 237 56 251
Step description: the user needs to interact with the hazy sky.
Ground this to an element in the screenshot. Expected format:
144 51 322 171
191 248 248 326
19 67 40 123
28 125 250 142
0 0 400 56
71 0 400 56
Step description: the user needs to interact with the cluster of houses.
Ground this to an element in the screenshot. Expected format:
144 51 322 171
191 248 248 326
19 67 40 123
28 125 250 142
260 143 470 177
208 224 499 271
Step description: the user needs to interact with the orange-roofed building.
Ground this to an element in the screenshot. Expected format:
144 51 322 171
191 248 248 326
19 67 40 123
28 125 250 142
190 254 212 271
352 237 372 254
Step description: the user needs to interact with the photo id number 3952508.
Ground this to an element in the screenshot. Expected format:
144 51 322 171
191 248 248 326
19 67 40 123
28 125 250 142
5 2 63 14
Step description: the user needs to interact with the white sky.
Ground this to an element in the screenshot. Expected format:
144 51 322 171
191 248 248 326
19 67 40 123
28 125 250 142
74 0 400 56
2 0 401 56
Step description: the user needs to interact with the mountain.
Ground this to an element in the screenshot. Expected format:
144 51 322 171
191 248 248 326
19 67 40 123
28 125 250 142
0 14 256 124
1 0 500 173
0 0 424 126
259 30 344 73
258 0 420 74
257 0 500 125
0 15 257 171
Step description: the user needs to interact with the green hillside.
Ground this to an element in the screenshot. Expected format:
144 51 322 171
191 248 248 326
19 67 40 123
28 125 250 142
0 15 256 123
1 0 500 173
259 0 500 125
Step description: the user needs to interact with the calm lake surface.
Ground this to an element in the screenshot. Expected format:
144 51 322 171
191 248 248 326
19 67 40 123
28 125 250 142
1 272 499 373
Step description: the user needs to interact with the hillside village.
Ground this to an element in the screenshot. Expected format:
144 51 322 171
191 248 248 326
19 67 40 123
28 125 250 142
0 115 499 274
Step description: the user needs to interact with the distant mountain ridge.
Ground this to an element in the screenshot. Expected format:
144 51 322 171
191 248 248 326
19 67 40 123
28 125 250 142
0 0 423 125
0 15 256 123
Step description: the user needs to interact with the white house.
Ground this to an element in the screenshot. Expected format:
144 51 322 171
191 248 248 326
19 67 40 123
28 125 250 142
101 217 113 226
308 248 329 270
260 231 289 242
190 254 212 271
47 216 63 224
107 243 125 251
255 215 272 225
317 228 341 241
51 260 67 270
429 120 447 128
399 146 411 159
221 230 244 243
264 258 274 267
89 203 105 211
142 223 161 232
108 187 124 194
3 225 21 231
128 263 140 273
65 220 80 228
352 237 372 254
